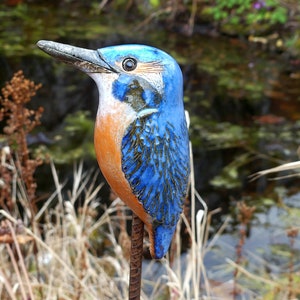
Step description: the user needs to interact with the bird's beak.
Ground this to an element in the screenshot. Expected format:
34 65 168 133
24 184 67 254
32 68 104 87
36 40 117 74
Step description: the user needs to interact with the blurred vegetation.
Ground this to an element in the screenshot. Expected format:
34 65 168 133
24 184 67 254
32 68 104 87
1 0 300 190
1 0 300 56
202 0 288 33
1 0 299 183
41 111 95 164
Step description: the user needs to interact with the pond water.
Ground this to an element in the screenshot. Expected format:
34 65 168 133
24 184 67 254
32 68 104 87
1 2 300 297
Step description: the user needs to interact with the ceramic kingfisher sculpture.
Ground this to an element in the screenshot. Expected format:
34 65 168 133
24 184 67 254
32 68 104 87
37 40 190 260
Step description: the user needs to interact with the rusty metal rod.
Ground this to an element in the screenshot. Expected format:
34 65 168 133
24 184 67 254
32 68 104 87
128 212 144 300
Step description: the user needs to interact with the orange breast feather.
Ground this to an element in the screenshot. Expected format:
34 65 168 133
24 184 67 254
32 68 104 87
94 102 152 232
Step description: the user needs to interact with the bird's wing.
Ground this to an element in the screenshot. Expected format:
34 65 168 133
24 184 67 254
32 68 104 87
121 113 190 227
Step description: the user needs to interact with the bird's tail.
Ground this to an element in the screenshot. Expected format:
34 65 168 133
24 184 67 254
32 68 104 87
150 224 177 259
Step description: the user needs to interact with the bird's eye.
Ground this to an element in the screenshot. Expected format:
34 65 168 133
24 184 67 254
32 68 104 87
122 57 137 72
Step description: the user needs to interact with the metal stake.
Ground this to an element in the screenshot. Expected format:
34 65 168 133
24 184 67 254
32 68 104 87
128 212 144 300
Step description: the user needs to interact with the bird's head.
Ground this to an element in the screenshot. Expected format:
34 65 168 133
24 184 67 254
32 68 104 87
37 41 184 119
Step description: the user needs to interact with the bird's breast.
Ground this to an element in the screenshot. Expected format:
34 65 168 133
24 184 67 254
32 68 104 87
94 100 151 227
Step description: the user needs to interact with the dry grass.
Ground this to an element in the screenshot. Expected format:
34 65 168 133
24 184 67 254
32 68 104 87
0 153 212 299
0 127 214 299
0 160 128 299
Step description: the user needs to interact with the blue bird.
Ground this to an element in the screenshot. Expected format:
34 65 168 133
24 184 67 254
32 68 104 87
37 41 190 259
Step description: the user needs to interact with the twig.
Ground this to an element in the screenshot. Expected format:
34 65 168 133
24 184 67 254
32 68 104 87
0 268 17 300
249 160 300 181
7 221 35 300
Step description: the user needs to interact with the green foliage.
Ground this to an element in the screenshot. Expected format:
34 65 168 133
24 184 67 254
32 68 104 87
284 33 300 56
149 0 161 8
210 153 254 189
203 0 288 34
